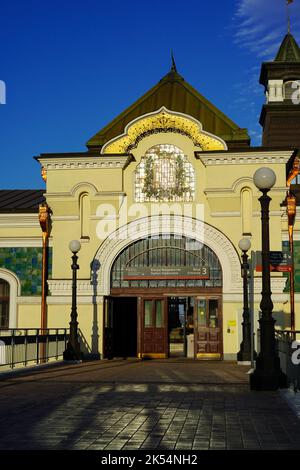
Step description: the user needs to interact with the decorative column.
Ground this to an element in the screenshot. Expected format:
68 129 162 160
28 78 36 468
250 168 287 390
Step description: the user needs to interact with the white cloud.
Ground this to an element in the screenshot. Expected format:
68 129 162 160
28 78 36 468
234 0 300 59
229 1 300 147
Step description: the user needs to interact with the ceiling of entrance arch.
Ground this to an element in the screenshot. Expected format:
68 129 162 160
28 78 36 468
101 107 227 154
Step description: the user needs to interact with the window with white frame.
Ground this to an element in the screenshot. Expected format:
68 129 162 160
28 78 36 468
135 144 195 202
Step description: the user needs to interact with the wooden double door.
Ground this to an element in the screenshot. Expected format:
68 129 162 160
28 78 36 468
139 295 222 360
104 295 222 360
140 298 168 359
195 297 222 359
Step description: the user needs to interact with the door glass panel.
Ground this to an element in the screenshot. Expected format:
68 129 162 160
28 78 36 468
144 300 152 327
155 300 164 327
197 299 206 327
208 299 218 328
169 298 185 357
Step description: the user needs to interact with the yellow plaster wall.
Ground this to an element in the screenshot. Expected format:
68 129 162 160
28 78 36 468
17 304 40 329
47 303 103 356
11 129 289 359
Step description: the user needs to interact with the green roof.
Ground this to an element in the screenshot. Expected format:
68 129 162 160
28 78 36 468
87 69 249 150
275 33 300 62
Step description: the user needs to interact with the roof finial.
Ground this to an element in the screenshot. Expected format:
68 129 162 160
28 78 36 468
171 50 177 72
286 0 294 33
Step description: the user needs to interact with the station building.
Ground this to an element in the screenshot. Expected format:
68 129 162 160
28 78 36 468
1 33 300 360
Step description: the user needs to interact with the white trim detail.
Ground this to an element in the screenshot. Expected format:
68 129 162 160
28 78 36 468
46 296 103 305
0 238 45 247
51 216 80 221
94 215 242 295
36 155 133 171
46 191 126 200
197 150 293 167
0 214 40 228
211 212 241 217
17 297 41 305
253 277 287 294
48 216 288 299
48 280 93 296
282 232 300 241
0 269 21 328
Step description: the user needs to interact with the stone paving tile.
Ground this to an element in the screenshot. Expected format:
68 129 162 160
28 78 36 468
0 361 300 450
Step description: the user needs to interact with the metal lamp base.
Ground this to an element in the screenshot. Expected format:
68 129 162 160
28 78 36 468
237 350 251 362
237 347 257 363
63 341 82 361
250 369 288 391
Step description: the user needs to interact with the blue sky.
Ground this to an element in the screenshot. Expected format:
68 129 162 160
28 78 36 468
0 0 300 189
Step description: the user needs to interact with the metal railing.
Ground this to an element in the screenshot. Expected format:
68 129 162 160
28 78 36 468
0 328 69 370
275 330 300 391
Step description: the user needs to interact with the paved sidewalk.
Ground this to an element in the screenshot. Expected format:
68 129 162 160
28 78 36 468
0 360 300 450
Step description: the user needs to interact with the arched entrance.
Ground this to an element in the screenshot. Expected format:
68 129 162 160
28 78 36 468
0 269 20 329
0 279 10 329
103 233 223 360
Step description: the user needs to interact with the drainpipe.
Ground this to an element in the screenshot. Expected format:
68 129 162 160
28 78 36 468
38 203 51 361
287 192 296 332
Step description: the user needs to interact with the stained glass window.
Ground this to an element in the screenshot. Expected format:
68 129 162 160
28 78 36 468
111 235 222 289
135 144 195 202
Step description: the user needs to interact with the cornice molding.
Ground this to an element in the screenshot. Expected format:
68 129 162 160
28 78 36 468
17 297 41 305
51 215 79 221
0 214 39 228
0 238 46 247
223 292 289 302
46 191 126 200
205 188 287 197
211 212 241 217
197 150 293 167
282 231 300 241
36 155 134 171
253 211 284 216
46 296 104 305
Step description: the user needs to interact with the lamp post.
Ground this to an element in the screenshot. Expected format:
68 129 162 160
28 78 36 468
63 240 82 361
237 237 252 363
250 168 287 390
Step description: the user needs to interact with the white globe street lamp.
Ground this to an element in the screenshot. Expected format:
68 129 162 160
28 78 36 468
250 167 286 390
64 240 82 361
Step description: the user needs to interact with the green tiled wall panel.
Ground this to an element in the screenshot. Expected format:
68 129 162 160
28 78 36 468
0 247 52 296
283 240 300 292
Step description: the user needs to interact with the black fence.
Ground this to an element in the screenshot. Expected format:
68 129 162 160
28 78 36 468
0 328 69 369
275 330 300 391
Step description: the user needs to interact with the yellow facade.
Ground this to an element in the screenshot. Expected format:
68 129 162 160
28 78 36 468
1 93 295 362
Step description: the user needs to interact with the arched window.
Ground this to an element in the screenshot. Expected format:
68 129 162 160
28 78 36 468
241 188 252 236
0 279 10 329
111 235 222 289
80 193 90 239
135 144 195 202
284 81 300 101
